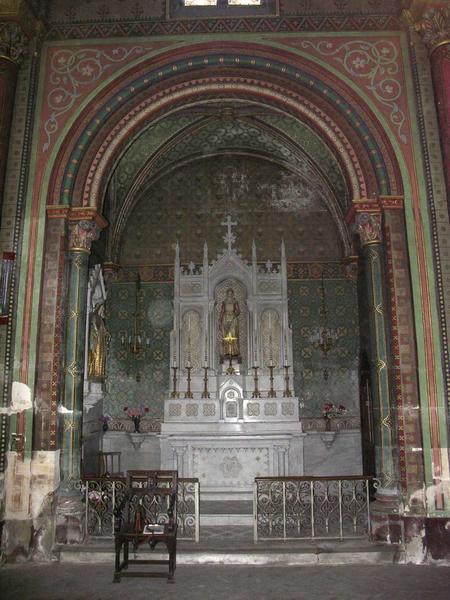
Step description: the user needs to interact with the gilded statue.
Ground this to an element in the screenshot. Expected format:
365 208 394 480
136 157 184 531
88 303 110 381
219 288 240 360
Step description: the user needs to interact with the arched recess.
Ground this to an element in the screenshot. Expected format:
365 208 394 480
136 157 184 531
32 41 419 499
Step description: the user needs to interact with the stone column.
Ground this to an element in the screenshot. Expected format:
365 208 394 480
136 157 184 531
355 211 398 504
60 216 106 492
56 212 106 544
415 5 450 210
0 22 27 212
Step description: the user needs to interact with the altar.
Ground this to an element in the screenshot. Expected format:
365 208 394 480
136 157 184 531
159 217 304 499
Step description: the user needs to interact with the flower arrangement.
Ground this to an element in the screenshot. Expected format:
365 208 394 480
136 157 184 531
321 403 346 431
123 406 149 433
99 414 112 432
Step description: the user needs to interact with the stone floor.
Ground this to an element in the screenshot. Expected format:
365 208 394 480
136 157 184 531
1 563 450 600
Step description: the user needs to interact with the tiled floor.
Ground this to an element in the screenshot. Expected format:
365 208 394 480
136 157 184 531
1 563 449 600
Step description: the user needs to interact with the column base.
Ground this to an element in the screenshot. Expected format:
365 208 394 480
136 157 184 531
370 485 401 543
0 518 33 562
55 493 85 545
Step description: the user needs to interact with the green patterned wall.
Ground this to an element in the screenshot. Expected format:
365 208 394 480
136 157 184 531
103 277 359 421
103 282 172 419
289 279 360 418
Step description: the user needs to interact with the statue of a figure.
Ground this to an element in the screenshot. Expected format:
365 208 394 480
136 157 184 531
88 303 109 381
219 288 240 360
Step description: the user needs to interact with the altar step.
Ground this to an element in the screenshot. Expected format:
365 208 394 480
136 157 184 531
57 534 402 566
200 500 254 526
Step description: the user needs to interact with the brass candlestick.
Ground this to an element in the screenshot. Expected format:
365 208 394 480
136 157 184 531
201 366 210 398
252 366 261 398
185 366 193 399
283 365 292 397
171 366 178 398
268 364 276 398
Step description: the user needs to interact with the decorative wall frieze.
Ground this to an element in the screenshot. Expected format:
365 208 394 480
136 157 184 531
415 5 450 55
45 15 401 42
0 21 28 66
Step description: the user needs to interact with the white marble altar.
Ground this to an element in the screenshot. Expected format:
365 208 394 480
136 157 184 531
160 217 304 499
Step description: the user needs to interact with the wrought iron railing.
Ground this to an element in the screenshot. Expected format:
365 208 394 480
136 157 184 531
254 476 373 542
81 477 200 542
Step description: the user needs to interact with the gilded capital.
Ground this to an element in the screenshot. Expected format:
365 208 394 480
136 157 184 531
415 6 450 54
0 22 27 66
355 213 383 247
68 220 102 253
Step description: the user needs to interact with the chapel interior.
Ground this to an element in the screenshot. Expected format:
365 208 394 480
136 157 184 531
0 0 449 564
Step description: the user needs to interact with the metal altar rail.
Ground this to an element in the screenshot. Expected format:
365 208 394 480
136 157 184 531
81 477 200 542
253 476 373 542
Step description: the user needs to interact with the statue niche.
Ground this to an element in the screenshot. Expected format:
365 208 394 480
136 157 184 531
216 281 246 364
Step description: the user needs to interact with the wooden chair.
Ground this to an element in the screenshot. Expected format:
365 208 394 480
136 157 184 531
113 470 178 584
97 451 122 477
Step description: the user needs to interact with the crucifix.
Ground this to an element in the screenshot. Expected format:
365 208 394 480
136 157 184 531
224 332 237 374
221 215 237 252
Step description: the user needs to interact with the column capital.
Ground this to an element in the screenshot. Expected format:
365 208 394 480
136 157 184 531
342 255 359 280
46 206 108 252
102 261 121 285
414 5 450 55
354 212 383 246
68 209 107 253
345 198 380 224
0 21 27 67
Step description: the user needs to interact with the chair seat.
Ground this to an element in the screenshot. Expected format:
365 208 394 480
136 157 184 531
118 523 176 540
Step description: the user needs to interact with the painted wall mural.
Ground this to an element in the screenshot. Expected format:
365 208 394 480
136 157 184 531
103 275 359 424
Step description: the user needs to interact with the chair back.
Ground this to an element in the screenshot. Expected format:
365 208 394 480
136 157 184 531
120 470 178 534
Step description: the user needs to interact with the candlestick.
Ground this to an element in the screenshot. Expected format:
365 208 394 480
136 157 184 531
185 365 193 399
268 364 276 398
202 366 210 399
283 364 292 397
171 366 178 398
252 365 261 398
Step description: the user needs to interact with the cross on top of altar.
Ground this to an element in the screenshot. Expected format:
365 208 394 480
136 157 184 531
221 215 237 252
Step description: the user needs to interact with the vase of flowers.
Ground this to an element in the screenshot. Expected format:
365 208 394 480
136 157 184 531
321 402 346 431
123 406 149 433
99 414 112 432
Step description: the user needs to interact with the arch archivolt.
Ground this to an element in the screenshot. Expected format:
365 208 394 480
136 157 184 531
44 44 405 216
78 79 366 211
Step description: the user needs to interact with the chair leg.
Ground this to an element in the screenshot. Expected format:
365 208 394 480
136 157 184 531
113 539 122 583
167 539 176 584
123 540 129 570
